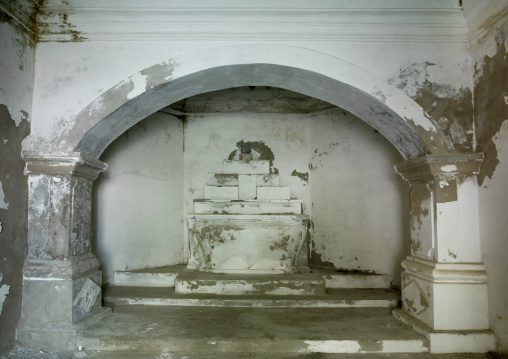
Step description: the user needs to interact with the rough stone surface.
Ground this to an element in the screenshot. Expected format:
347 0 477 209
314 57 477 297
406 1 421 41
78 306 428 353
0 11 34 353
187 215 309 273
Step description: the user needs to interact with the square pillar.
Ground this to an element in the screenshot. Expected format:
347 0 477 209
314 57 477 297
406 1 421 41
393 154 495 353
17 152 109 350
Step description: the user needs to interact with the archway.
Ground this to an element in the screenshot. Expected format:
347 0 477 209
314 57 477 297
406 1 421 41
92 86 411 287
44 44 452 159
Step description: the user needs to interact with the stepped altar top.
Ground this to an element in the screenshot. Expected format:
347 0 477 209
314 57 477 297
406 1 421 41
187 157 309 274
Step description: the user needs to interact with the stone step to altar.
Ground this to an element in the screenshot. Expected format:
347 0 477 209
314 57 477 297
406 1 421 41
113 265 188 287
194 199 303 215
311 268 392 289
76 306 428 354
113 265 392 289
175 272 326 296
103 286 400 308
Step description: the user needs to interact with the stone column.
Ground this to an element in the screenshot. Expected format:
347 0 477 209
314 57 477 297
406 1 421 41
393 153 494 353
17 152 108 349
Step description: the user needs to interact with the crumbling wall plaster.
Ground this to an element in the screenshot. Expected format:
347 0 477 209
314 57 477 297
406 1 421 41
0 14 34 354
389 61 474 152
469 8 508 352
93 112 184 284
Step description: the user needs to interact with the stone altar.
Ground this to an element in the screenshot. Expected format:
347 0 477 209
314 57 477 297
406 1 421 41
187 158 310 274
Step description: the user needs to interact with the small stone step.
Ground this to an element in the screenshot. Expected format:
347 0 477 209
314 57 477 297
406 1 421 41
257 186 290 200
214 174 239 185
204 185 238 200
257 174 280 186
312 268 392 289
103 286 400 308
113 265 186 287
238 175 257 199
223 160 270 175
175 272 326 296
113 265 394 289
194 199 302 215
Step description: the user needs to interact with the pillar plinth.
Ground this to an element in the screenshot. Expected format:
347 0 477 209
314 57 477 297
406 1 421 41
17 152 109 349
393 154 494 353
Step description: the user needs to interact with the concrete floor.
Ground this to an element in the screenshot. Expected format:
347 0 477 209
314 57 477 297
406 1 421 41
4 306 506 358
4 302 507 358
2 346 506 359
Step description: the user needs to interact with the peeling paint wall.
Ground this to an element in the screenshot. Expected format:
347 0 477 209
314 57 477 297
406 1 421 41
0 11 34 353
308 110 409 285
388 61 474 152
93 112 184 284
466 1 508 352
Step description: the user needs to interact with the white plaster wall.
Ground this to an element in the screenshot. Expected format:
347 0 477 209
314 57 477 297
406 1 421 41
93 112 184 284
479 122 508 352
309 111 409 285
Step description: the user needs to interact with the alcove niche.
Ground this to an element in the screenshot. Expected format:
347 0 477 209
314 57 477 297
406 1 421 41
92 86 410 287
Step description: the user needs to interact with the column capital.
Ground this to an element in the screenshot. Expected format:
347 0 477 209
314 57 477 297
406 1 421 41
395 153 483 182
22 151 107 180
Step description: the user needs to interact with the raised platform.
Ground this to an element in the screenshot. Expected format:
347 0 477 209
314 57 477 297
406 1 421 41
175 272 326 295
187 214 309 273
113 265 393 289
104 286 400 308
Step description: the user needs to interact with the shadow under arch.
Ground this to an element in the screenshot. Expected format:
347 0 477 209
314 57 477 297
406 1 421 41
52 44 452 159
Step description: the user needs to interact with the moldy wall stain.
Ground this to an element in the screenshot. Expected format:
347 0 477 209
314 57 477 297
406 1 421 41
474 24 508 186
389 62 474 153
228 140 277 173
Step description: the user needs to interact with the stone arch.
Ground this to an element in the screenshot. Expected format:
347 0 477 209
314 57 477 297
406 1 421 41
49 44 452 160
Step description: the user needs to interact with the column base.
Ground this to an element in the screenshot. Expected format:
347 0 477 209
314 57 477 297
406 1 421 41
401 256 489 331
20 254 104 325
393 309 495 353
16 307 111 350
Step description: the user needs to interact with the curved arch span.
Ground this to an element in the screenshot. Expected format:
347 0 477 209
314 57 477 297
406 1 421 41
53 44 451 159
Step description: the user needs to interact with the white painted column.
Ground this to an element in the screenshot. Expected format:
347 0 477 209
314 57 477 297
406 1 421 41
17 152 109 349
393 154 494 353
